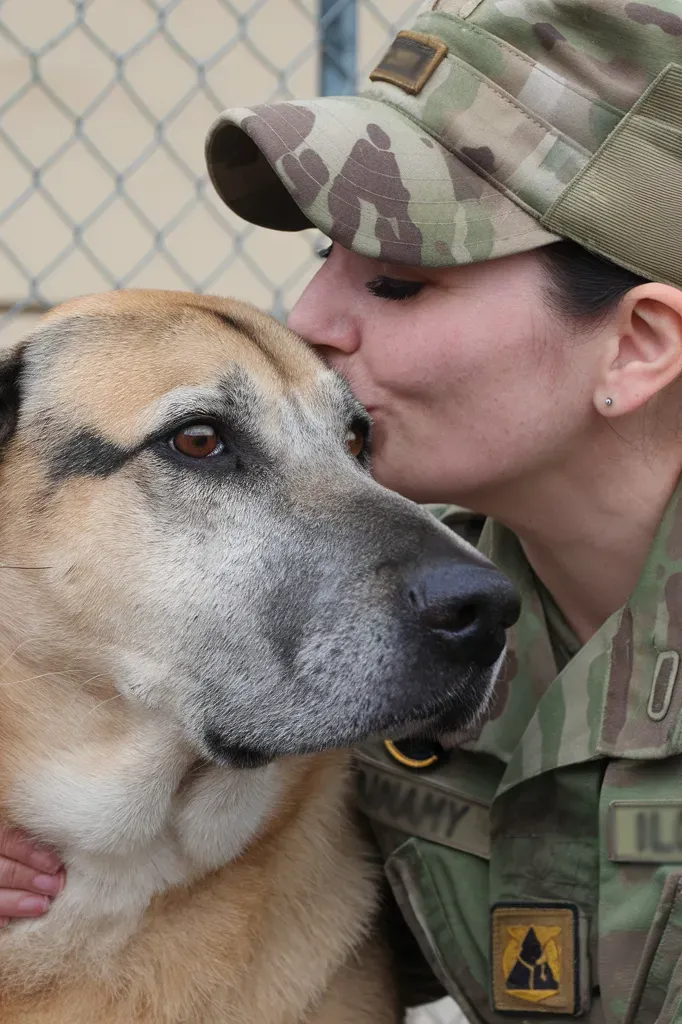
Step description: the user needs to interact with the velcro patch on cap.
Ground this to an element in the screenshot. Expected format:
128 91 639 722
491 903 587 1016
609 801 682 863
543 63 682 290
370 31 448 95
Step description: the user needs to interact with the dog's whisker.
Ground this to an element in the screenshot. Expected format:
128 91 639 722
0 637 43 675
60 675 120 714
0 565 53 570
86 692 124 715
14 669 109 689
0 663 115 712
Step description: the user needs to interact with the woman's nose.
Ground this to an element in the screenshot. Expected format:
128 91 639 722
288 265 361 355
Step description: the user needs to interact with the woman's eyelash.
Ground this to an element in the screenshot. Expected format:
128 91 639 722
365 276 424 301
316 247 424 301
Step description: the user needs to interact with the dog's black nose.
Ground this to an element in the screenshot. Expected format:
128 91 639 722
407 562 520 667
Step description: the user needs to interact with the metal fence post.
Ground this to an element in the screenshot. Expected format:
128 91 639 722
320 0 357 96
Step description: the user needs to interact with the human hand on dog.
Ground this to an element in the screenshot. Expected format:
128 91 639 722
0 825 64 924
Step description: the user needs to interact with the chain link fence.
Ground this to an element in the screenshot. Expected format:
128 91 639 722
0 0 424 343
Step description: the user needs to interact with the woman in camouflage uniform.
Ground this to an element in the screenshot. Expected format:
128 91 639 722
3 1 682 1021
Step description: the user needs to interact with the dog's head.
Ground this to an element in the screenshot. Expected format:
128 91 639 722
0 291 519 768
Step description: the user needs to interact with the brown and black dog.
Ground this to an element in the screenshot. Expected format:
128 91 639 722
0 291 517 1022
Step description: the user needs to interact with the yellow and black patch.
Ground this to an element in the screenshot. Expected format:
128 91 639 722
491 903 585 1016
369 31 448 95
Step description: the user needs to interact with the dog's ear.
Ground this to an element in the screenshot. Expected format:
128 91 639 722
0 343 25 452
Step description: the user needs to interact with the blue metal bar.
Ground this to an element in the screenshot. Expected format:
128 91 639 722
319 0 356 96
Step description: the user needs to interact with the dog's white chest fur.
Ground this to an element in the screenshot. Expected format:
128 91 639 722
7 717 283 955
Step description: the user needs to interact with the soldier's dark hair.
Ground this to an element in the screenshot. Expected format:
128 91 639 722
539 240 648 322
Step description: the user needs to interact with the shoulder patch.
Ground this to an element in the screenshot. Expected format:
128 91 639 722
491 902 589 1016
369 31 448 96
609 801 682 863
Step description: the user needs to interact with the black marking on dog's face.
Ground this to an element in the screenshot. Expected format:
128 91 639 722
147 371 277 479
191 307 299 383
194 308 263 350
49 427 129 482
46 369 277 485
0 345 25 455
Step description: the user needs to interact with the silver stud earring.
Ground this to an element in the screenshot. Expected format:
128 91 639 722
605 398 613 407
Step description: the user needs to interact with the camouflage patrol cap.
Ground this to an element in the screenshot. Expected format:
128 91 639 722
206 1 682 285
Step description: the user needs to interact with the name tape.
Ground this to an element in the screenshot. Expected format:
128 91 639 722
356 762 490 858
609 801 682 862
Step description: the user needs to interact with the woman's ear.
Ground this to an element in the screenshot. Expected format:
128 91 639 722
595 284 682 417
0 343 25 452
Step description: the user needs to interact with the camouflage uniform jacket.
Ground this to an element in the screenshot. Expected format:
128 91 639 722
357 488 682 1023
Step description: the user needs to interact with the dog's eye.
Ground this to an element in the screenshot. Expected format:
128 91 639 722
171 424 224 459
346 425 365 459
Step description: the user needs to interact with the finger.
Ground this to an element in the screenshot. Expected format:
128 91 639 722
0 858 65 896
0 829 62 874
0 890 51 918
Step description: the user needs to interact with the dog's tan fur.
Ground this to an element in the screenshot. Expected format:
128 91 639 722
0 291 401 1023
0 290 505 1023
0 752 395 1024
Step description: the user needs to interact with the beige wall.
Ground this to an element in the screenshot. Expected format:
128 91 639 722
0 0 421 344
0 312 41 349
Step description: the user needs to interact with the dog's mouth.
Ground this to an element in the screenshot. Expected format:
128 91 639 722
199 668 497 771
202 729 275 770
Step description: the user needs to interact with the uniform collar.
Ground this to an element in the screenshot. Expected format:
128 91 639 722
465 481 682 797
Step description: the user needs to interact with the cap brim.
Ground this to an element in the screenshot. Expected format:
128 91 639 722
206 96 558 268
